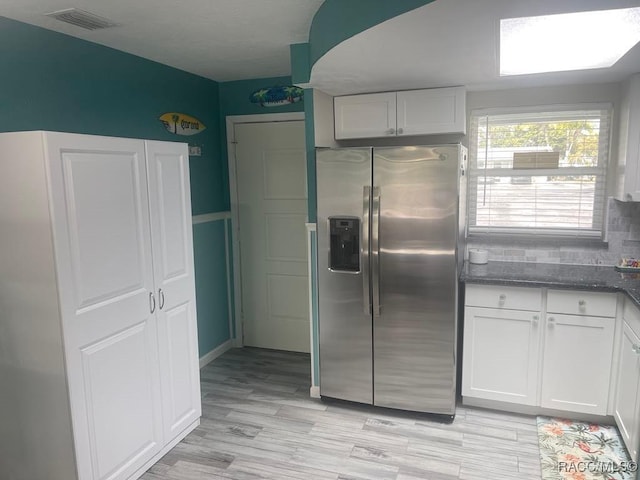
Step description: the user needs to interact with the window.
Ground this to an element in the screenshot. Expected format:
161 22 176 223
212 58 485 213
468 106 611 237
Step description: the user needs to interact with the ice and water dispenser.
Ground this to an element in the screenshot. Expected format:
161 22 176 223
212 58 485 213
328 217 360 272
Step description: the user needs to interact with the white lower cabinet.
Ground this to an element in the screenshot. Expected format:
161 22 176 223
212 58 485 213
614 301 640 459
0 131 201 480
462 306 540 405
540 313 614 415
541 289 616 415
463 284 617 417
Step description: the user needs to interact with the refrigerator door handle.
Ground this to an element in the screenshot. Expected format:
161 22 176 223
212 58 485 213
362 186 371 315
372 186 381 316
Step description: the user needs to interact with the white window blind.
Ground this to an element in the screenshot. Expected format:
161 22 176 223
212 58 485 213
468 106 611 237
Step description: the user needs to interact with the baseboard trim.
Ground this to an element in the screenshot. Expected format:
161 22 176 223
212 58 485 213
462 396 615 425
310 386 320 398
199 339 233 368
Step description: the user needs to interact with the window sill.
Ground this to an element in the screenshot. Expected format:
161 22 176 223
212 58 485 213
466 232 608 249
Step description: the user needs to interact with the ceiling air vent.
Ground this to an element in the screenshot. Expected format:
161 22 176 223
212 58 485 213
45 8 119 31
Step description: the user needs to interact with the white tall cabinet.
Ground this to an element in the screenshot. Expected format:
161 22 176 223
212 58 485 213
614 300 640 460
0 131 201 480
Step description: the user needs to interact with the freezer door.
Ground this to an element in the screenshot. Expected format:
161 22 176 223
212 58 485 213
317 148 373 404
373 145 460 414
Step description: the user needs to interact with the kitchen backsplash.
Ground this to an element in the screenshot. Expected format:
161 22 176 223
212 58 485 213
466 198 640 266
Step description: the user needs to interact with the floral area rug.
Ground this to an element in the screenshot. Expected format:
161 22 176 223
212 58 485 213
537 416 637 480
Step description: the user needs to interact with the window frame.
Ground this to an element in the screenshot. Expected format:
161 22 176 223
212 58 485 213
467 103 612 239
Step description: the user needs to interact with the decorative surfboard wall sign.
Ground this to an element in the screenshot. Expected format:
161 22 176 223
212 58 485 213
159 112 206 136
249 85 304 107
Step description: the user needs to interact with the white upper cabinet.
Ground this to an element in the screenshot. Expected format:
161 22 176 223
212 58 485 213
334 86 466 140
616 74 640 201
334 92 396 139
396 87 466 137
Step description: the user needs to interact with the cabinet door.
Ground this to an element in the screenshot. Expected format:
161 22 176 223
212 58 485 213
334 92 396 139
617 74 640 201
462 306 541 405
614 321 640 459
145 140 201 441
396 87 466 136
541 314 615 415
46 133 163 480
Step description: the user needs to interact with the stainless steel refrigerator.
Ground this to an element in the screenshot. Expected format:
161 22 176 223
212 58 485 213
316 145 467 415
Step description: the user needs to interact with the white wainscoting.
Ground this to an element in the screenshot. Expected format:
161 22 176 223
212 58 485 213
192 212 235 367
306 222 319 397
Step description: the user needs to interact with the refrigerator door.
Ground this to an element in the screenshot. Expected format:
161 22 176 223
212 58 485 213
373 145 460 414
317 148 373 404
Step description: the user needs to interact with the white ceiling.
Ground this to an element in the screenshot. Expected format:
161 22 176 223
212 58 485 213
310 0 640 95
0 0 324 82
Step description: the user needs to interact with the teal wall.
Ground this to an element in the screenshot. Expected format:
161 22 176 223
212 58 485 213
193 221 231 353
303 89 317 223
218 75 305 210
0 17 230 355
0 17 223 215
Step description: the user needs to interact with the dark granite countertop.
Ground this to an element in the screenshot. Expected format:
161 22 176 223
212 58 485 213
461 261 640 308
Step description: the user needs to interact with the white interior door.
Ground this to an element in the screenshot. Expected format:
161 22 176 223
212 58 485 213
46 133 163 480
234 121 309 352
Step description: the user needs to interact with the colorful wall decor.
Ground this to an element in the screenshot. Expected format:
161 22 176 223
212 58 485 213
249 85 304 107
159 112 207 135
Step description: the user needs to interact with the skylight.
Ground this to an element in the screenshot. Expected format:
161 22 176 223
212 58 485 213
500 7 640 76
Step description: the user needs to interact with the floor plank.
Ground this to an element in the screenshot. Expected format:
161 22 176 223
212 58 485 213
141 347 541 480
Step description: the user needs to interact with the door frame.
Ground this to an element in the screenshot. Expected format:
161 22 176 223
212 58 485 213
226 112 305 348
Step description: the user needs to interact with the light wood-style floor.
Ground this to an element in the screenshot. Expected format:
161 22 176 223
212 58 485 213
141 347 542 480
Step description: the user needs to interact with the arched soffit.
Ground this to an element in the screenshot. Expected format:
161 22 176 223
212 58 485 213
309 0 435 67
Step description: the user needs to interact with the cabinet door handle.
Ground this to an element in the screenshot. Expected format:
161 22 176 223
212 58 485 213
578 300 586 308
159 288 165 310
149 292 156 314
499 294 506 304
548 317 555 327
633 345 640 354
386 128 395 135
532 315 539 325
397 127 404 135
